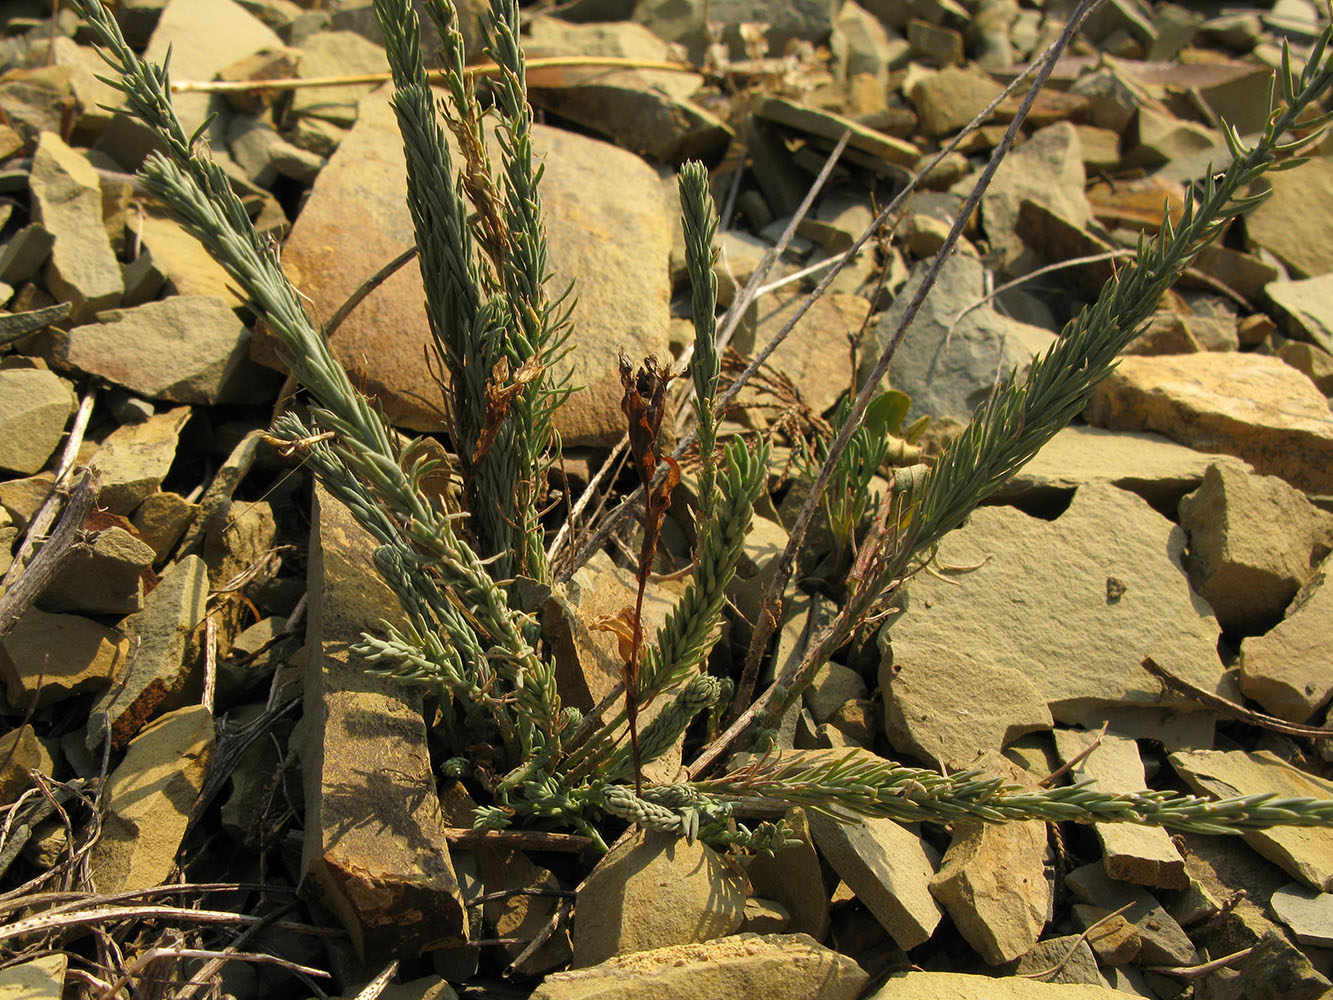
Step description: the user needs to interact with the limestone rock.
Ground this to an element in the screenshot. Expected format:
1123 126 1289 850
1064 861 1195 966
832 1 908 85
1179 462 1333 635
928 755 1051 964
269 89 671 445
741 808 830 940
62 297 271 405
753 96 919 171
806 663 867 725
290 31 390 126
300 485 468 959
136 209 247 310
39 526 155 616
979 122 1092 271
91 407 192 515
743 899 792 934
572 830 747 967
1084 351 1333 494
1070 904 1140 965
0 368 75 475
131 491 199 563
862 254 1055 424
525 19 729 164
0 954 65 999
0 224 55 285
1278 341 1333 395
884 482 1224 728
880 641 1051 771
534 933 867 1000
868 971 1129 997
86 554 208 750
1052 730 1186 889
1270 884 1333 948
992 425 1251 513
1004 935 1105 987
0 725 43 806
28 132 123 322
1267 273 1333 357
634 0 838 64
1241 557 1333 723
0 474 55 533
1170 750 1333 891
1245 157 1333 279
0 608 127 709
89 704 214 892
803 753 943 949
1122 105 1219 168
909 66 1005 138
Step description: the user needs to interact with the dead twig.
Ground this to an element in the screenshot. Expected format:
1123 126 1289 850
1144 946 1254 979
1141 656 1333 740
1018 902 1135 980
1039 720 1110 787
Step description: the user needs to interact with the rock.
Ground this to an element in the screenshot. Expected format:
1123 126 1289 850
216 46 302 114
1070 904 1140 965
90 406 192 515
525 19 730 164
0 223 55 285
0 474 55 533
0 954 65 999
978 122 1092 271
86 554 208 750
572 829 747 967
268 137 325 183
227 115 281 186
333 977 459 1000
868 971 1128 997
39 525 155 616
805 663 867 725
299 485 468 959
287 115 348 156
804 758 943 949
1004 935 1104 986
534 933 867 1000
0 608 127 709
832 1 908 85
880 641 1051 771
1245 157 1333 279
204 497 278 591
28 132 123 322
861 254 1055 424
1051 730 1186 889
1122 105 1219 168
743 898 791 933
993 426 1252 514
908 19 965 66
1241 557 1333 723
1171 750 1333 891
1193 244 1280 303
742 288 871 416
634 0 838 63
0 725 43 806
142 0 283 144
62 296 272 405
89 704 214 892
1084 352 1333 495
884 482 1224 729
289 30 389 126
908 66 1005 138
269 89 671 446
753 96 918 176
741 808 830 940
1063 861 1196 966
1178 462 1333 635
1267 274 1333 356
1270 884 1333 948
1278 341 1333 394
928 754 1051 964
219 708 295 843
137 209 247 310
131 491 199 563
1237 927 1333 1000
0 368 75 476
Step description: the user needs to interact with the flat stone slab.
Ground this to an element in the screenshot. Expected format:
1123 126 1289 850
885 481 1225 728
300 484 468 959
1270 884 1333 948
869 971 1128 998
1085 352 1333 495
1169 749 1333 892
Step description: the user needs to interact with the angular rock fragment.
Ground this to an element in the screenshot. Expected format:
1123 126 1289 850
28 132 123 321
1240 557 1333 723
0 954 65 998
86 554 208 749
0 368 75 476
300 486 468 959
39 526 155 617
1063 862 1195 966
136 209 247 309
1178 462 1333 635
1267 274 1333 357
1052 730 1186 889
1085 352 1333 494
1170 750 1333 892
1277 341 1333 395
884 482 1224 729
572 829 747 967
880 641 1051 771
535 933 867 1000
62 297 269 405
868 970 1128 997
289 30 389 126
91 407 192 515
0 725 43 806
89 704 214 892
1004 935 1105 986
1270 884 1333 949
1244 157 1333 279
741 808 830 940
131 491 199 563
908 65 1005 138
1070 904 1140 965
0 607 127 709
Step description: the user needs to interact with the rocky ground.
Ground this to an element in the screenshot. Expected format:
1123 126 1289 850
2 0 1333 997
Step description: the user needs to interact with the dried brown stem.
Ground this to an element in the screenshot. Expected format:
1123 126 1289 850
1141 656 1333 739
